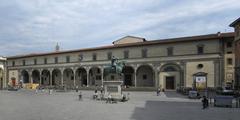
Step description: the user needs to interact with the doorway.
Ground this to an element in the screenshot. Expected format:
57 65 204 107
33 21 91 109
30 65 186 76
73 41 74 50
166 76 175 89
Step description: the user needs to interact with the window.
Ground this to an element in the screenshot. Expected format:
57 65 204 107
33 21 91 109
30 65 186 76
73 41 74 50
22 60 25 66
66 56 70 63
227 42 232 48
44 58 47 64
93 53 97 61
107 52 112 60
34 59 37 65
142 49 147 58
55 57 58 63
79 54 83 61
227 51 232 54
124 50 129 59
197 64 204 69
167 47 173 56
111 75 115 80
227 58 233 65
12 61 15 66
163 66 177 72
197 45 204 54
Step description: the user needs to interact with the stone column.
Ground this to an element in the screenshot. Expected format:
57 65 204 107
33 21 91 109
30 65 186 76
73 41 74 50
29 70 33 84
86 67 89 87
214 60 220 87
101 67 104 87
39 69 42 85
49 71 52 86
180 61 186 87
134 66 137 87
61 68 64 86
154 69 159 88
73 69 76 87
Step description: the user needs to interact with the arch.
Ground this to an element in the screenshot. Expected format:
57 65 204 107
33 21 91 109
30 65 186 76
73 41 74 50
89 67 102 86
63 68 74 88
32 70 40 84
136 65 154 87
160 63 181 72
122 66 134 87
52 69 62 86
21 70 29 83
159 63 182 90
75 67 87 87
41 69 50 86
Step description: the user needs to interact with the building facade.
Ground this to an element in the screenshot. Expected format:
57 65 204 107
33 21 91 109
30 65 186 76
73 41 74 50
230 17 240 89
5 33 235 90
0 56 7 89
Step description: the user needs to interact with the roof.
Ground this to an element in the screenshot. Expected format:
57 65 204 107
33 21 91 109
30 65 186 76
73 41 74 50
7 32 234 59
112 36 146 44
230 17 240 27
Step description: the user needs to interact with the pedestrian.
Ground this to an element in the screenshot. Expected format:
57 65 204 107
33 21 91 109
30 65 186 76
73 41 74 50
79 92 82 101
76 85 79 92
100 86 103 94
157 87 160 96
106 93 112 104
93 89 98 100
202 96 209 109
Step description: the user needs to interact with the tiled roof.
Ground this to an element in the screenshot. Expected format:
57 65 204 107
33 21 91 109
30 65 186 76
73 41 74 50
7 32 234 59
230 17 240 27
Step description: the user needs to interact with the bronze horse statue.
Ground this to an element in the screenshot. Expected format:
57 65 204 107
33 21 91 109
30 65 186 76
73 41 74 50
104 57 125 77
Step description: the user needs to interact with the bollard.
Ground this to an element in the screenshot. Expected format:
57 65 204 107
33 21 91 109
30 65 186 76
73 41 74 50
237 97 240 108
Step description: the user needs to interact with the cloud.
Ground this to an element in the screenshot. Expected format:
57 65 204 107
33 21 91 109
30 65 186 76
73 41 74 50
0 0 239 56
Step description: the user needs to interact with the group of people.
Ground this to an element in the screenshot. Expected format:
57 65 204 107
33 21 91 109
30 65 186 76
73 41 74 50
93 87 104 100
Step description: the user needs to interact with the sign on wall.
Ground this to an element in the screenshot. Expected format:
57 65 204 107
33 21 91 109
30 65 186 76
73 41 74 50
195 76 206 89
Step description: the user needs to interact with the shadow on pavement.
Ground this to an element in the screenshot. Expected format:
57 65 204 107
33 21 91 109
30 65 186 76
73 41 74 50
131 101 239 120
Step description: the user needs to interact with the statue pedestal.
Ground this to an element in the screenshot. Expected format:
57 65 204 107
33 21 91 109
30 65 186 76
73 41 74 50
103 81 123 100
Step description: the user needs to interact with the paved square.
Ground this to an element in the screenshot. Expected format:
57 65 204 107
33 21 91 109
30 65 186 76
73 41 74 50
0 90 239 120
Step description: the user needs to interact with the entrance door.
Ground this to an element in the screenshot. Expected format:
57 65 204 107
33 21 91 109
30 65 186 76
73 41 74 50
124 74 132 86
166 76 175 89
0 78 2 89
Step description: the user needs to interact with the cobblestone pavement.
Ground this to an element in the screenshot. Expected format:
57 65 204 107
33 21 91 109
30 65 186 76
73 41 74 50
0 89 239 120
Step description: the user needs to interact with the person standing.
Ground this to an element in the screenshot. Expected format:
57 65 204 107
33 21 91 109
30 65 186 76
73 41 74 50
157 87 161 96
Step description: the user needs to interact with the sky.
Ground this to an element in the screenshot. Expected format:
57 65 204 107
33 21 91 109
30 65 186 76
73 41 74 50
0 0 239 57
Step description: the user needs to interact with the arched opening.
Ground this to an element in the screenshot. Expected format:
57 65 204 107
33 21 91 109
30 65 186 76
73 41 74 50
21 70 29 83
89 67 102 86
32 70 40 84
41 69 50 86
159 64 181 90
63 68 74 88
122 66 134 87
75 67 87 87
52 69 62 86
136 65 154 87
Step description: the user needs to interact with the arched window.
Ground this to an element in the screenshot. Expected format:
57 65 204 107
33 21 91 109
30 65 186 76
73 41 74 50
163 66 177 72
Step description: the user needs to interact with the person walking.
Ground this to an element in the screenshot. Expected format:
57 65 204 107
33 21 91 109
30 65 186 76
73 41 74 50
202 96 209 109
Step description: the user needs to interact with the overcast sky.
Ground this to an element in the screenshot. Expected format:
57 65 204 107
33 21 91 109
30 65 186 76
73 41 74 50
0 0 239 57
